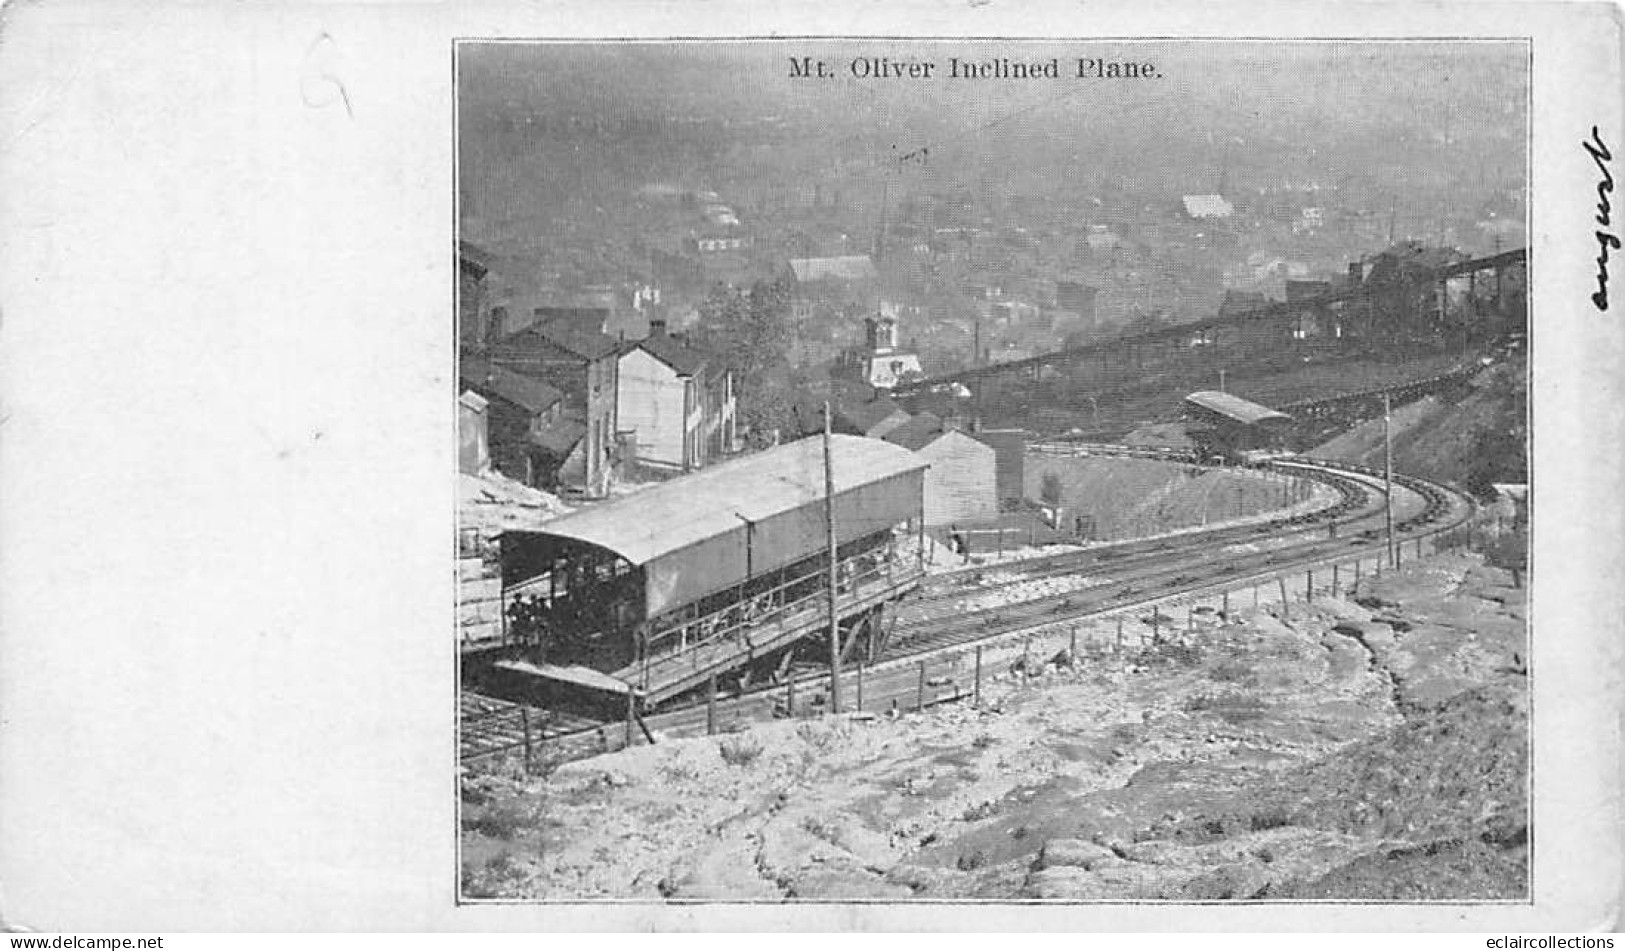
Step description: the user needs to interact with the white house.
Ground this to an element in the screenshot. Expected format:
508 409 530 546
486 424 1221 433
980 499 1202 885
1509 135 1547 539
617 331 736 472
884 415 998 526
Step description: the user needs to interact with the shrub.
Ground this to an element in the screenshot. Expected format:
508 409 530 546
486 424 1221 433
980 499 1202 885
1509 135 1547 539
719 733 765 767
658 753 700 784
796 720 849 753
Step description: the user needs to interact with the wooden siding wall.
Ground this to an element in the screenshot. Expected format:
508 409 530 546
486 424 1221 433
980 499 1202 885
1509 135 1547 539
617 349 687 468
919 432 998 526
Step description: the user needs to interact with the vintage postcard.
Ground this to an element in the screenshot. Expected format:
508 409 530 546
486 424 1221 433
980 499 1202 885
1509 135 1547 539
453 35 1543 908
1 0 1620 934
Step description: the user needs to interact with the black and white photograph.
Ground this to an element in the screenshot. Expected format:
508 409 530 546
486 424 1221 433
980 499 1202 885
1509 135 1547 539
2 0 1621 935
455 39 1535 903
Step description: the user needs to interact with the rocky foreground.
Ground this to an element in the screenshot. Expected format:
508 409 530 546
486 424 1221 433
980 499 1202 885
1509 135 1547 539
461 551 1528 901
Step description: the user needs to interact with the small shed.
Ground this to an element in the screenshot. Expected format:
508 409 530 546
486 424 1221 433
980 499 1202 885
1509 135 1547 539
1182 391 1293 456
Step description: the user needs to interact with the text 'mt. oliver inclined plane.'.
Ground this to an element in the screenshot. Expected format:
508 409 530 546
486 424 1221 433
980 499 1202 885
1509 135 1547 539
791 55 1161 80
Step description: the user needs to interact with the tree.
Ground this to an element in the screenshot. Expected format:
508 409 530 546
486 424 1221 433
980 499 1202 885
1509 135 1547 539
693 278 798 442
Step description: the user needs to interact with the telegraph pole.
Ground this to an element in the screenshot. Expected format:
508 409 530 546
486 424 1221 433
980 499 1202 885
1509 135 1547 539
972 317 984 427
823 402 843 714
1383 393 1397 568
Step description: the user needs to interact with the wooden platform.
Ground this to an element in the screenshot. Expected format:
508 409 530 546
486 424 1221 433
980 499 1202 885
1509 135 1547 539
618 565 923 705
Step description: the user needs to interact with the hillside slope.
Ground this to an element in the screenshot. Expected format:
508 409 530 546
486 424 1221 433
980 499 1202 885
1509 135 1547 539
1312 355 1527 497
462 554 1528 901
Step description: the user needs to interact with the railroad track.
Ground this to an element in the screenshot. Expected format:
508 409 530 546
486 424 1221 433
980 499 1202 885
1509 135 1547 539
460 456 1473 765
875 463 1435 662
915 465 1366 594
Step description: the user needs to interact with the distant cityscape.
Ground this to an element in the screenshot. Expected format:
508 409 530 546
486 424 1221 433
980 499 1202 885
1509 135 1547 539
455 40 1526 496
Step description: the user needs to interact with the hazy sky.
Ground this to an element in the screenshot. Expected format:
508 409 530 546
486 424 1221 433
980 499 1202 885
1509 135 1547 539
458 40 1526 138
457 40 1526 242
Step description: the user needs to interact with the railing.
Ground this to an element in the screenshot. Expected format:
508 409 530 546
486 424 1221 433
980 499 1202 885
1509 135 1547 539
640 550 915 668
1028 441 1199 463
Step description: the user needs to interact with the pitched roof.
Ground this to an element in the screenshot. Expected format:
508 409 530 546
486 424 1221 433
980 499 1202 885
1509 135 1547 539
509 319 620 361
636 333 710 376
789 255 878 283
1184 391 1291 426
529 416 587 456
882 413 946 451
460 358 564 415
835 397 905 434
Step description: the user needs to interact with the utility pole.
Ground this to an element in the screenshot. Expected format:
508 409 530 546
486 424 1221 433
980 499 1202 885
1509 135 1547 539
1383 392 1397 568
972 317 983 427
1219 368 1227 393
823 402 843 714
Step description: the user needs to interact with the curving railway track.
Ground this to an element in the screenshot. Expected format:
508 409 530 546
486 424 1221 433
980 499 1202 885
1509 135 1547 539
460 455 1474 765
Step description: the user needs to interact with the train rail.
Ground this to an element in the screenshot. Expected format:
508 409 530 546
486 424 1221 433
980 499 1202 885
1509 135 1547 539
460 455 1473 766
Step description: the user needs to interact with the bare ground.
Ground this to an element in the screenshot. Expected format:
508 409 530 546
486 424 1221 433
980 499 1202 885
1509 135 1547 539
461 551 1528 901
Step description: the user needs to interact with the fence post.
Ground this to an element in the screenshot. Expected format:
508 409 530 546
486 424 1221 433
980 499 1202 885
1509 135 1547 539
1070 626 1078 660
916 661 927 712
1186 605 1194 633
1115 617 1124 654
1306 570 1314 601
1278 577 1290 619
1253 584 1260 609
787 676 796 719
521 706 533 774
1332 562 1339 595
1151 609 1160 642
624 691 635 748
1222 589 1230 619
1356 558 1363 586
974 646 982 707
706 674 718 736
856 662 864 712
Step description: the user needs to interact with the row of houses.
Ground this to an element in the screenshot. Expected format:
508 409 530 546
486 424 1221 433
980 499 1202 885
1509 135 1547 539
458 244 737 495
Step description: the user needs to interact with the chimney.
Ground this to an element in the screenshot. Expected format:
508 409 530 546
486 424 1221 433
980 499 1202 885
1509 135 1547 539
1348 261 1364 285
649 317 667 337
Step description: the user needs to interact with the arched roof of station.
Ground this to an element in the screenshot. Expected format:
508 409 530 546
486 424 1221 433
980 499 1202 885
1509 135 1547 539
508 435 926 566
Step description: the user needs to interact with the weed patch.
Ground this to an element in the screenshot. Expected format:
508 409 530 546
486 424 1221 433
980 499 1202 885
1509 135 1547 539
719 733 765 767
